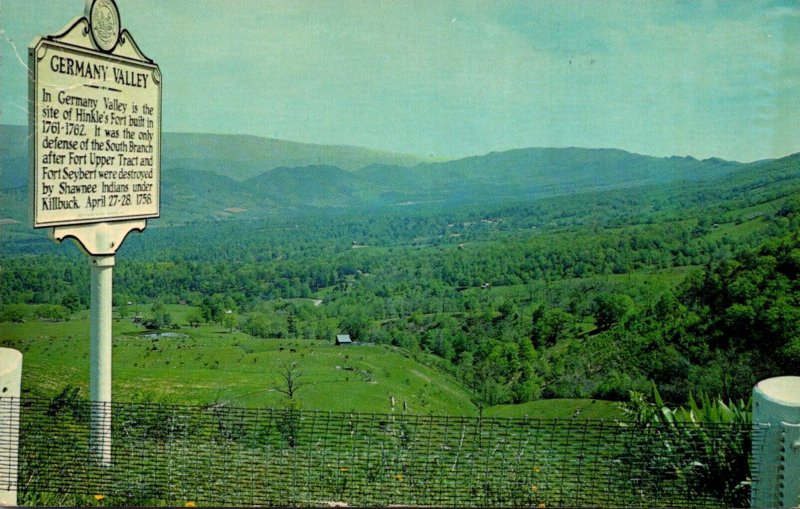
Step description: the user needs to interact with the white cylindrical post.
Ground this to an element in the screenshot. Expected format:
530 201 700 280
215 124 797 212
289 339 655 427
0 348 22 507
90 255 114 466
752 376 800 509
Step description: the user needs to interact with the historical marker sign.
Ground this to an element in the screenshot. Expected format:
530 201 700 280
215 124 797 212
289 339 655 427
30 8 161 228
28 0 162 466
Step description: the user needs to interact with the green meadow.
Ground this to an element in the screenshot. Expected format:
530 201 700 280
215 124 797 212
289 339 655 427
1 308 472 415
0 304 628 419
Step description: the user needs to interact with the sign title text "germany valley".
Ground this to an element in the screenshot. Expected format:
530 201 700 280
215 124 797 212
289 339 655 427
50 54 150 88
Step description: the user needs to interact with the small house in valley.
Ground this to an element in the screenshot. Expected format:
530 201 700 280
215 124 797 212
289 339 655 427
336 334 353 346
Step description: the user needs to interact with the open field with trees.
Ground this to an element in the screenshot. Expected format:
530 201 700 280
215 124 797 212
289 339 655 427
2 140 799 413
1 135 796 507
0 309 476 415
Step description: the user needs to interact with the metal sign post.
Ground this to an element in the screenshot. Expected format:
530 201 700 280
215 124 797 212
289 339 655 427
90 255 114 464
29 0 161 466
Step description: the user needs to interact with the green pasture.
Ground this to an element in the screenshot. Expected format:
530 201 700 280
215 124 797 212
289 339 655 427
484 398 624 420
703 214 772 242
0 304 626 419
0 307 477 415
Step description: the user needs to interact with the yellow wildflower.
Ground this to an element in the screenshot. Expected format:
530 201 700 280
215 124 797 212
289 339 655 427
94 494 105 501
340 467 349 472
538 504 546 508
185 502 197 507
394 473 404 481
531 485 538 492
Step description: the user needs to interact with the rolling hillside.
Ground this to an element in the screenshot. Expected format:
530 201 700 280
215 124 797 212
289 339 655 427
0 124 426 184
358 148 743 203
161 131 429 180
3 123 798 226
1 307 478 415
245 165 378 208
2 123 799 417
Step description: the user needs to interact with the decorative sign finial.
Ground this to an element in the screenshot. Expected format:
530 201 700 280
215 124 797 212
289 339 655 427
88 0 121 52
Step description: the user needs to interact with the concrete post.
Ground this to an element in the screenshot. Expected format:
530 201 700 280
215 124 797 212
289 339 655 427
752 376 800 508
0 348 22 506
90 255 114 466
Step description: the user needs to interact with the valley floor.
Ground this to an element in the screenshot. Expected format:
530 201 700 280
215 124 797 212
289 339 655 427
0 305 623 419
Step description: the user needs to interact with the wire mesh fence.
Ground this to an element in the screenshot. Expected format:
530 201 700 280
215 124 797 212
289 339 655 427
2 396 764 507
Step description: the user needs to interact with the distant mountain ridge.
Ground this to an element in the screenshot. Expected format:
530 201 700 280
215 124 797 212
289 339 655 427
0 124 427 183
160 132 429 180
357 147 743 204
3 123 798 223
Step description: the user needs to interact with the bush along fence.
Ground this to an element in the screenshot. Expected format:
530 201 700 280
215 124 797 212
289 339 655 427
1 395 770 508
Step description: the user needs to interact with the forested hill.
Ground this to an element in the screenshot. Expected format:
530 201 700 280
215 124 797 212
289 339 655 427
159 132 428 180
0 123 767 224
0 124 427 184
2 119 799 407
359 147 742 200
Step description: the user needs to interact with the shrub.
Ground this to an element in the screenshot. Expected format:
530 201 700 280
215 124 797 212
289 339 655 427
622 384 752 507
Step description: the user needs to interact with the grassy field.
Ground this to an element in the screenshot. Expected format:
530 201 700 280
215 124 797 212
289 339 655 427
0 308 476 415
3 306 746 508
0 304 628 419
484 398 624 420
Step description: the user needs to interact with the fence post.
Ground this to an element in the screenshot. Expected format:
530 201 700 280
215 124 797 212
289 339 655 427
752 376 800 509
0 348 22 507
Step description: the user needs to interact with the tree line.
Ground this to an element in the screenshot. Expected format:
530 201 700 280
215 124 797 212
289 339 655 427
1 184 798 407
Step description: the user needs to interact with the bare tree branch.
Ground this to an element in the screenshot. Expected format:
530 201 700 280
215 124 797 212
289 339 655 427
275 361 305 399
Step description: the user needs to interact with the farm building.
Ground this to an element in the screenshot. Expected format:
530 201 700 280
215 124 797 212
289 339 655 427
336 334 353 345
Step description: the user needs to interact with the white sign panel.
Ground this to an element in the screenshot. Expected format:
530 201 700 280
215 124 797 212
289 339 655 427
30 33 161 227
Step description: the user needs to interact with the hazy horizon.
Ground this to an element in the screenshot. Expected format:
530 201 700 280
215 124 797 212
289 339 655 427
2 1 799 162
3 121 789 164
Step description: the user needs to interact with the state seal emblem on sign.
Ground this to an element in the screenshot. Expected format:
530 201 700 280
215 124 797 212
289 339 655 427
89 0 120 52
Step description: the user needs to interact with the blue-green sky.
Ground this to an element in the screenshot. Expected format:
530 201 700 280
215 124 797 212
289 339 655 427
2 1 798 162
